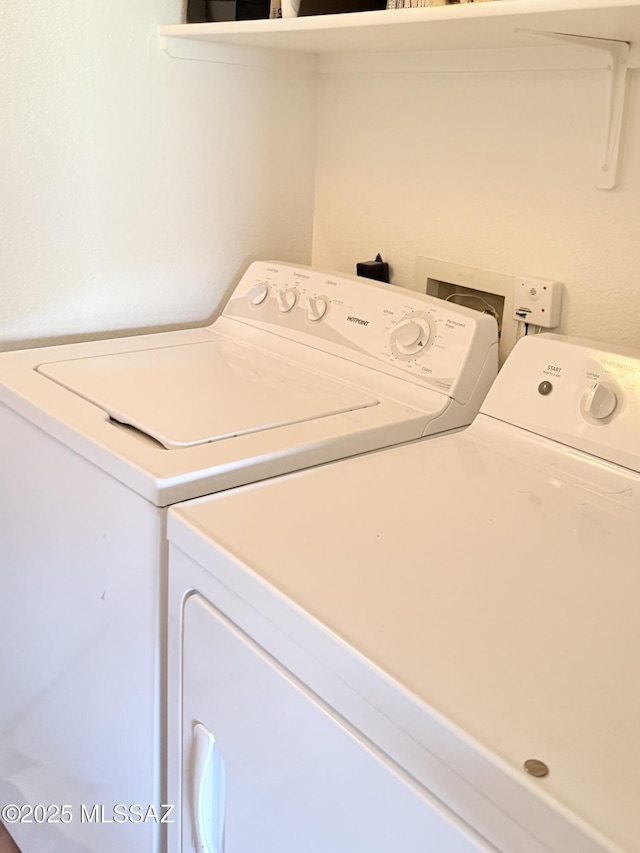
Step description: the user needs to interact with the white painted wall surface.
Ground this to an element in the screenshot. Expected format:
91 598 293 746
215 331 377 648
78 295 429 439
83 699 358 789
312 68 640 350
3 4 639 354
0 1 316 349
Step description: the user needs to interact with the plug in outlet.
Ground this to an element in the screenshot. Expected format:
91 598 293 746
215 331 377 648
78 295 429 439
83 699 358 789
513 277 562 328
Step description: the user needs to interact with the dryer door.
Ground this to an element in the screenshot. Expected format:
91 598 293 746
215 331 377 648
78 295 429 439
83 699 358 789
178 593 486 853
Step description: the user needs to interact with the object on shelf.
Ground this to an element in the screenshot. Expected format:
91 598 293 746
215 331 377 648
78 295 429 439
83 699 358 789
187 0 272 21
236 0 271 19
387 0 495 5
387 0 445 6
281 0 298 17
186 0 208 21
208 0 237 21
298 0 386 15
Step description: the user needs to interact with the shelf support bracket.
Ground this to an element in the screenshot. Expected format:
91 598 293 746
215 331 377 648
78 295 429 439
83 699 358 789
518 29 630 190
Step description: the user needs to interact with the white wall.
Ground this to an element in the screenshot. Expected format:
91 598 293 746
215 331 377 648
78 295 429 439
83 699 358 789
3 5 639 355
312 66 640 351
0 0 317 349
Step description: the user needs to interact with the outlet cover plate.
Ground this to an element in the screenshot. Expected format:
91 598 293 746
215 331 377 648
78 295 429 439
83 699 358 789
413 256 516 366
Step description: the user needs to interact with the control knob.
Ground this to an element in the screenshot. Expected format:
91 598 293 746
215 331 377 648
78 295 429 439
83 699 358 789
390 319 431 355
582 381 618 421
276 289 297 314
246 282 269 307
307 296 329 322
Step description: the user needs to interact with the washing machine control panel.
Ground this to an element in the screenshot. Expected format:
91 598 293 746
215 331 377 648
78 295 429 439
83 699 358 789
223 261 498 400
481 334 640 474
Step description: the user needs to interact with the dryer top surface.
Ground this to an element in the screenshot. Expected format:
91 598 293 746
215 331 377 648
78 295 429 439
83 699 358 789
170 419 640 853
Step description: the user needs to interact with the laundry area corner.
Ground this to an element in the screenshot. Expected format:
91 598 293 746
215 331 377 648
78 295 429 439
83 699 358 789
2 0 640 851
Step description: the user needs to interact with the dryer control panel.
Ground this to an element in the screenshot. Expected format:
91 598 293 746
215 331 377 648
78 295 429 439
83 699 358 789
222 261 498 404
481 333 640 474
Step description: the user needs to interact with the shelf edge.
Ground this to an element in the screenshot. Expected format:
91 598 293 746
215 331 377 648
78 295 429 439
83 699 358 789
160 34 319 70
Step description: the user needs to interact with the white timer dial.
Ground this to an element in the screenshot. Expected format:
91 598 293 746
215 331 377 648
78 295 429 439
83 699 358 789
395 321 422 349
390 318 432 357
276 289 298 314
246 282 269 307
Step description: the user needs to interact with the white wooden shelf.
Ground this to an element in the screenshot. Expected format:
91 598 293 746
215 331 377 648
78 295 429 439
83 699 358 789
159 0 640 188
159 0 640 68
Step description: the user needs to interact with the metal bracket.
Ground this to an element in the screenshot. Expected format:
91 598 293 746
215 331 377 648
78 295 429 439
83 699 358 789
518 29 630 190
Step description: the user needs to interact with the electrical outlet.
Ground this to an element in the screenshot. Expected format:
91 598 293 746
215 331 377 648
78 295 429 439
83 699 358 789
513 277 562 328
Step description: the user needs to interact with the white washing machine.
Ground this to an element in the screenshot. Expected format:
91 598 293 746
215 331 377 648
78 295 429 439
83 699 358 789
167 333 640 853
0 260 497 853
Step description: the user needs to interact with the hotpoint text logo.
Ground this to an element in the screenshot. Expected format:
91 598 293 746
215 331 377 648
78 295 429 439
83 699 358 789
347 316 369 326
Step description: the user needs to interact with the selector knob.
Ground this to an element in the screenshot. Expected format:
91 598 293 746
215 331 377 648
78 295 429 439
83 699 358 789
395 321 423 349
247 282 269 307
390 318 431 356
276 289 297 314
307 296 329 322
582 381 618 420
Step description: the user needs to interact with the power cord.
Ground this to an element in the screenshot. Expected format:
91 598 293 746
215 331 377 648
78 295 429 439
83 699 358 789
517 321 541 341
444 293 500 325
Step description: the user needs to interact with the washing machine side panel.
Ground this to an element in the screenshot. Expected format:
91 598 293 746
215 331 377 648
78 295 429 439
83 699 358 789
178 591 487 853
0 403 163 853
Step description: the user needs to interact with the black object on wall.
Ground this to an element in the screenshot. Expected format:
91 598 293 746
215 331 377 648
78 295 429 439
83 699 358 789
357 254 390 284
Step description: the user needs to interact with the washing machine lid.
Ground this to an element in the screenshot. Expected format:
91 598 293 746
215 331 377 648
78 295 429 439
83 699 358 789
37 340 378 449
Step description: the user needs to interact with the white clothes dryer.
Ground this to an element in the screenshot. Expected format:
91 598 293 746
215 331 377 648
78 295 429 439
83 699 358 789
167 333 640 853
0 260 497 853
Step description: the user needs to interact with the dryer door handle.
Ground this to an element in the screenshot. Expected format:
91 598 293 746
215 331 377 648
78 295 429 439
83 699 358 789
191 722 226 853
